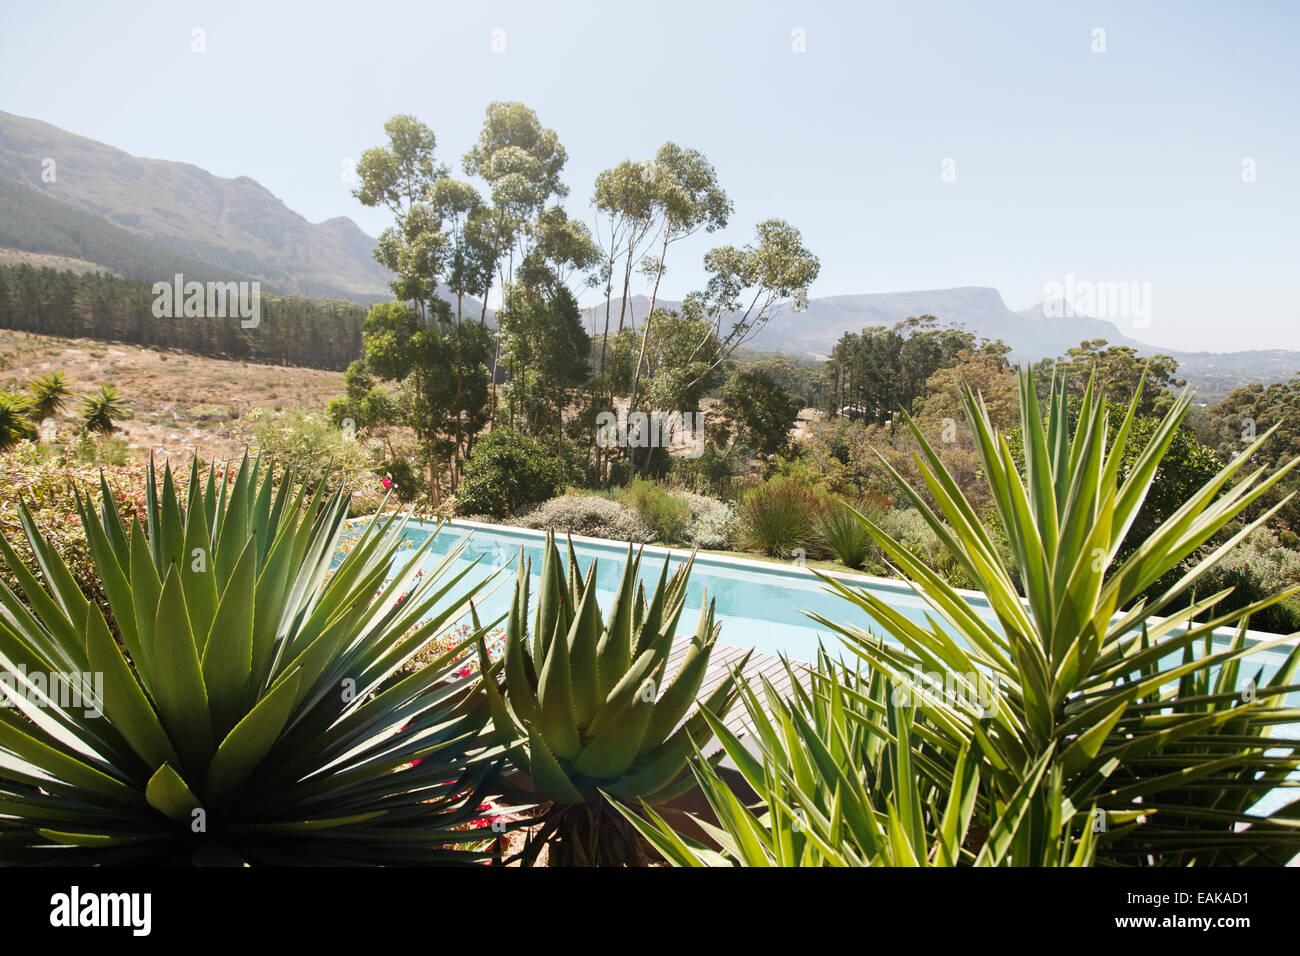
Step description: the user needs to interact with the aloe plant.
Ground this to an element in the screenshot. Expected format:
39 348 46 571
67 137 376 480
618 653 1101 866
814 369 1300 864
0 455 501 864
477 533 747 865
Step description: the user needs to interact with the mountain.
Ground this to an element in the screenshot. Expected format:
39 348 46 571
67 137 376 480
0 111 394 302
0 175 266 288
581 288 1300 402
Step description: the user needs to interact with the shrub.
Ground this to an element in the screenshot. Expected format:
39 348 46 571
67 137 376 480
676 490 736 550
245 406 375 495
620 479 691 544
876 507 980 588
814 499 877 569
1190 528 1300 633
737 477 826 557
455 428 564 519
509 494 654 543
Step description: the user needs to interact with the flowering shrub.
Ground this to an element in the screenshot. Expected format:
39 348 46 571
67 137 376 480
0 442 187 608
392 620 506 682
675 490 737 550
508 494 653 543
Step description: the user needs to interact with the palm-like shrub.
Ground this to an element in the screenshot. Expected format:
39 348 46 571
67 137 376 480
0 390 36 451
0 455 500 864
817 371 1300 864
619 654 1098 866
80 384 131 434
477 533 747 865
28 371 72 423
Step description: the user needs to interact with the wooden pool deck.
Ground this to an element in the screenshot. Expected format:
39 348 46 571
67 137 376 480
663 634 811 739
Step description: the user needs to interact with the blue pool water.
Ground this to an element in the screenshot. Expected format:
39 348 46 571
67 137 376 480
359 519 1297 687
348 518 1298 821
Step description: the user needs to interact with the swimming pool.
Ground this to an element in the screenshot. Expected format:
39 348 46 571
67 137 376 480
356 517 1296 683
343 517 1298 824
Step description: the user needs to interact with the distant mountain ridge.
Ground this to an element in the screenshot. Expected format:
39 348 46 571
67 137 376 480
582 288 1300 402
0 110 394 302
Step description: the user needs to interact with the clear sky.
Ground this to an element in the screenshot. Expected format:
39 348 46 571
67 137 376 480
2 0 1297 352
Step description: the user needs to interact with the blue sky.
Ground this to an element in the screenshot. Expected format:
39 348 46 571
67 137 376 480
2 0 1297 352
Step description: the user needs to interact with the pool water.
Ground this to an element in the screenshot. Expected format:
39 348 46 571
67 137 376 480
358 519 1297 690
347 518 1298 821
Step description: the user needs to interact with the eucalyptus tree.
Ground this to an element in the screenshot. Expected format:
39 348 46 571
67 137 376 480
592 160 659 348
462 102 572 416
678 220 820 388
430 178 485 325
351 116 491 493
626 143 733 428
353 114 449 315
463 101 570 292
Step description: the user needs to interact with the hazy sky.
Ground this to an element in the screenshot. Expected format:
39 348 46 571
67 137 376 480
3 0 1297 352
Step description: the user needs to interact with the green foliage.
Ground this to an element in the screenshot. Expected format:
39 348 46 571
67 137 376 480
477 534 745 865
620 654 1095 866
822 369 1300 865
26 370 72 421
0 389 35 450
455 428 564 518
0 264 368 370
0 455 499 863
718 369 801 459
79 384 130 434
737 477 826 557
620 479 691 544
814 499 877 569
1033 340 1182 416
246 406 375 494
825 316 1008 426
499 284 591 437
343 299 492 498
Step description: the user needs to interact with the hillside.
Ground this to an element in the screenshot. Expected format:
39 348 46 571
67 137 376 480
0 328 344 464
0 176 266 287
0 111 391 302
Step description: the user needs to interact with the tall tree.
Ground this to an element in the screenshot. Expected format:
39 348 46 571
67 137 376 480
626 144 732 424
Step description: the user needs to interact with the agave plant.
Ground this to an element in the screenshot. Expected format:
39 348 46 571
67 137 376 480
477 533 747 865
815 369 1300 864
618 652 1103 866
0 454 502 864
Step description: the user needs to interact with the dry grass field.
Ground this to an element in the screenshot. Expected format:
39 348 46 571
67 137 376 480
0 329 346 464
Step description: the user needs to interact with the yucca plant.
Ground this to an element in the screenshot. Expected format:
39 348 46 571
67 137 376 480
0 454 503 864
816 369 1300 864
618 652 1101 866
477 533 747 865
